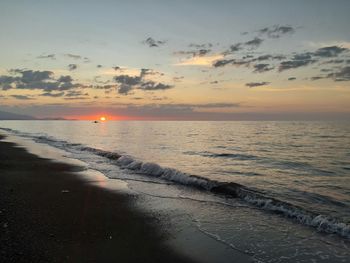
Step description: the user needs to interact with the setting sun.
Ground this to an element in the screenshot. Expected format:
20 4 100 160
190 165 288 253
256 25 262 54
100 116 106 121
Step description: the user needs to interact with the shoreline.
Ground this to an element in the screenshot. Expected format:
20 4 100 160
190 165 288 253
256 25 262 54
0 135 197 262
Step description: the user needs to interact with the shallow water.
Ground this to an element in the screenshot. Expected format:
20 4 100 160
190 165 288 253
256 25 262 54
1 121 349 223
1 121 350 262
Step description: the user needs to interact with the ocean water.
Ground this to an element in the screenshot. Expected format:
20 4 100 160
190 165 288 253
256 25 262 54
1 120 350 262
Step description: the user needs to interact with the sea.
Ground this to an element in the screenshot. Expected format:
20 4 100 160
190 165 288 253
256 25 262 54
1 120 350 262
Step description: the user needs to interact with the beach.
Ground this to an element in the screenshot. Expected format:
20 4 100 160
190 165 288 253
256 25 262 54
0 135 198 262
1 122 350 263
0 133 254 263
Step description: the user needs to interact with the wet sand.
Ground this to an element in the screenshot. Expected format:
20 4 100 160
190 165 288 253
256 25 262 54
0 135 197 262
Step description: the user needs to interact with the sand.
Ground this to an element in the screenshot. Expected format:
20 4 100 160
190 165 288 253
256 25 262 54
0 135 196 262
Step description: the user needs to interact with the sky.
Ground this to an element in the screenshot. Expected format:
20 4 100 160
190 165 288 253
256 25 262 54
0 0 350 120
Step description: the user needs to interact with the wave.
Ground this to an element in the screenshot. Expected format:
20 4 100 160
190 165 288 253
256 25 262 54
184 150 257 160
1 127 349 239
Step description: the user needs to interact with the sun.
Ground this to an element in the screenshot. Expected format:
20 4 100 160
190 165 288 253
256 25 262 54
100 116 106 121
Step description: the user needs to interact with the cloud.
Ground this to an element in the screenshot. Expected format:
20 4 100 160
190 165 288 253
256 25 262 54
326 66 350 81
188 43 213 48
278 53 316 71
117 84 134 95
10 69 53 82
113 66 121 71
0 69 80 92
175 54 223 66
278 46 349 72
65 91 89 97
213 54 285 68
0 75 17 90
306 41 350 49
11 95 34 100
68 64 78 71
143 37 166 47
313 46 347 58
37 54 56 60
114 75 142 86
174 49 211 57
140 82 173 91
322 59 345 64
97 64 103 68
310 76 324 81
222 43 243 56
140 68 163 77
114 69 173 95
41 92 65 97
245 82 270 87
253 63 274 73
212 58 250 68
244 37 264 48
258 25 295 38
251 54 286 61
288 77 296 81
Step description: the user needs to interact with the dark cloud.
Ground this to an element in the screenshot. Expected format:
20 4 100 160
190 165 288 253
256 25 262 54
174 49 211 57
278 53 316 71
91 84 117 90
0 69 79 92
37 54 55 60
258 25 295 38
114 75 142 86
118 84 134 95
253 63 274 73
10 69 53 83
278 46 348 72
214 53 285 69
245 82 270 88
97 64 103 68
41 92 65 97
188 43 213 48
251 54 286 62
323 59 345 64
244 37 264 48
57 75 74 83
11 95 34 100
310 76 324 81
222 43 243 56
140 68 157 77
140 81 173 91
143 37 166 47
326 66 350 81
68 64 78 71
210 80 219 84
288 77 296 81
65 91 89 97
313 46 347 58
114 69 173 95
113 66 121 71
0 75 17 90
213 58 250 68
